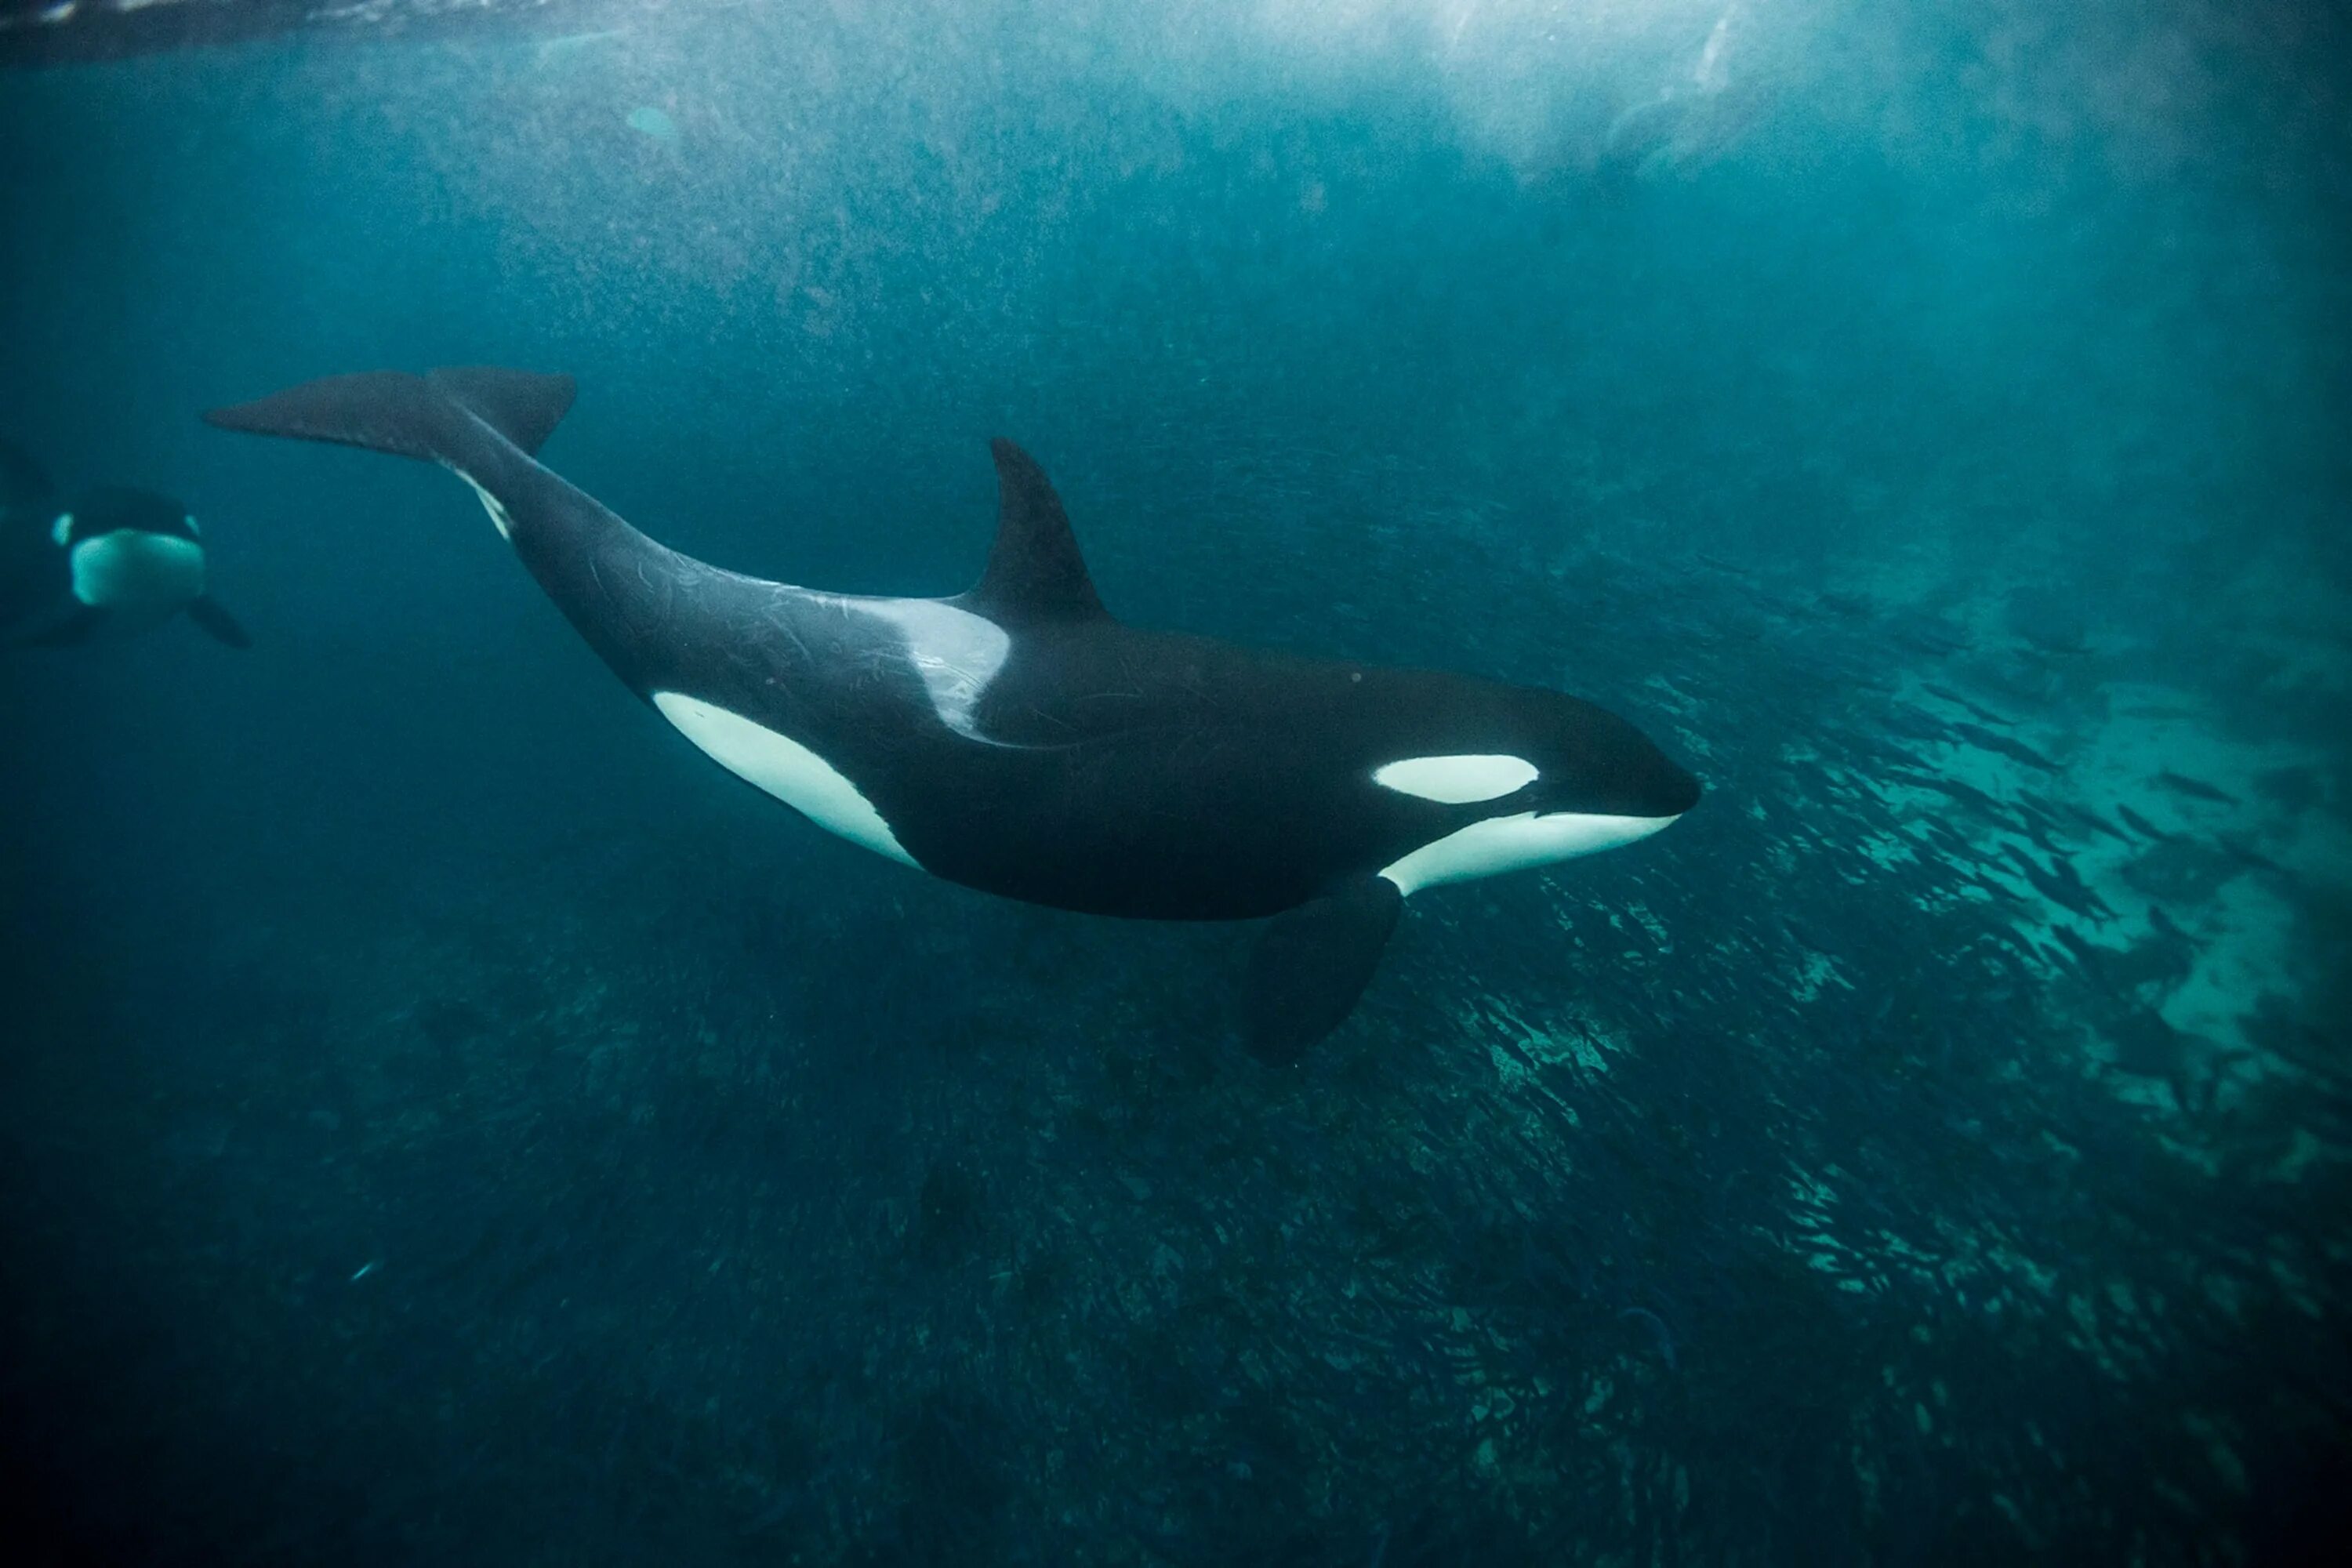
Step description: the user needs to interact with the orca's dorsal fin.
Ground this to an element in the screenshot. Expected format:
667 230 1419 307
960 439 1108 624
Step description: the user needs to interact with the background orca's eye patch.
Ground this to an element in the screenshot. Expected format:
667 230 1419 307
1372 753 1540 804
51 513 72 546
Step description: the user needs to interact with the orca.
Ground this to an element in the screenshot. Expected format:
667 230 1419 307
205 367 1698 1058
2 453 250 650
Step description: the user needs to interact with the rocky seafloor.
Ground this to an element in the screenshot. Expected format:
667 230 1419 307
4 534 2345 1566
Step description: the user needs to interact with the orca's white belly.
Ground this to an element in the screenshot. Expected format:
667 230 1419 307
70 531 204 629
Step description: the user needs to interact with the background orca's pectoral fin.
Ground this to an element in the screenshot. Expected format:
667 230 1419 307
16 603 105 648
1243 874 1405 1064
186 595 252 649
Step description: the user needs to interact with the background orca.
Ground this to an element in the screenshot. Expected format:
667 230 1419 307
205 367 1698 1057
0 450 250 650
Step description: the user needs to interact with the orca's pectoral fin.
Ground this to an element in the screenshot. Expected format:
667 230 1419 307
1243 874 1404 1064
187 595 252 649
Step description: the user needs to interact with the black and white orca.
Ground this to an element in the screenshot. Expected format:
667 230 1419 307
205 367 1698 1057
0 445 250 649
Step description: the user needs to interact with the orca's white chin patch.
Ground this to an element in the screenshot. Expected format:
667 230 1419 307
68 531 204 612
1378 811 1679 896
652 691 917 868
1372 753 1539 804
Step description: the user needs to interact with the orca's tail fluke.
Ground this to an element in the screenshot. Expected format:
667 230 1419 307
202 367 575 471
205 368 673 676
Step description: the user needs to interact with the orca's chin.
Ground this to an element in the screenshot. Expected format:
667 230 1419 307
1534 810 1682 831
1530 808 1686 851
1378 808 1686 896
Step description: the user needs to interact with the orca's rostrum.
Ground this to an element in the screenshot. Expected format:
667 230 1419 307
206 367 1699 1058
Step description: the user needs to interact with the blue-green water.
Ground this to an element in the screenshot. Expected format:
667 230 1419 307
2 2 2346 1562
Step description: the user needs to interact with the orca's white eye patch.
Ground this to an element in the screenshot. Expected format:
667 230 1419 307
1372 753 1539 804
184 514 200 536
51 513 71 546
